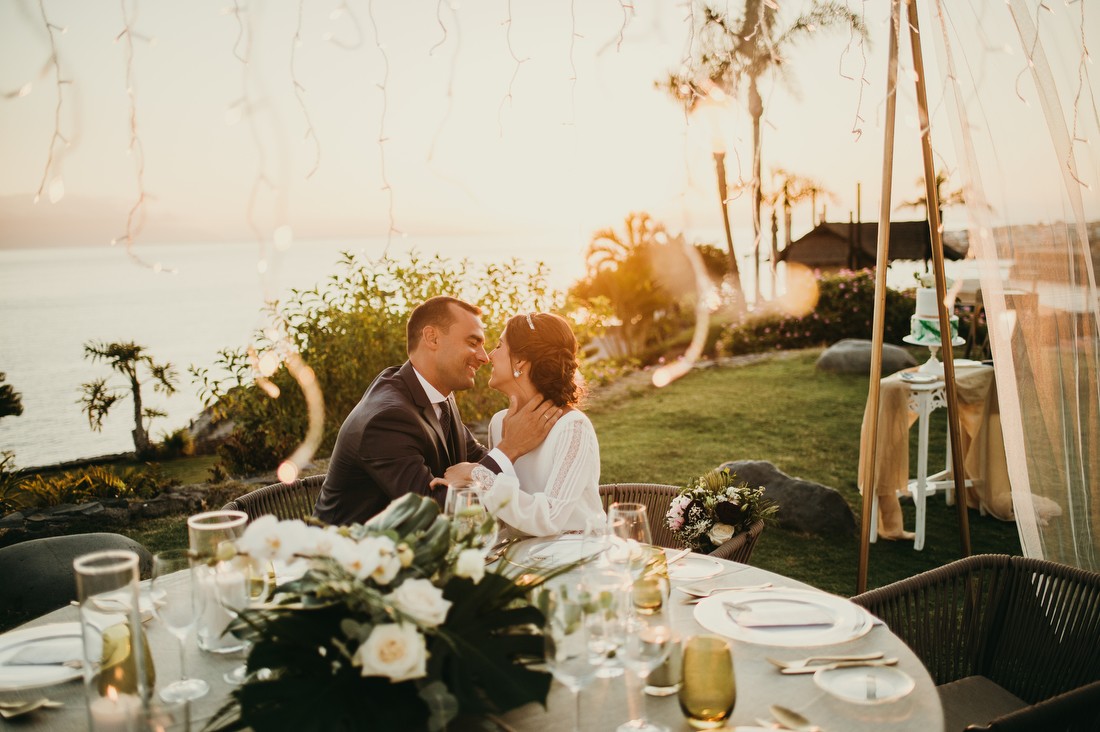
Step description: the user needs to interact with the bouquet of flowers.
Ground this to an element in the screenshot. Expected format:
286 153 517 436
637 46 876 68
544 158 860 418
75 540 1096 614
665 468 777 553
206 494 573 732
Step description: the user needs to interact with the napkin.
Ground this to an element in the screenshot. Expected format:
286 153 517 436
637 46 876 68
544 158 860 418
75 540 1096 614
3 636 83 667
725 603 834 628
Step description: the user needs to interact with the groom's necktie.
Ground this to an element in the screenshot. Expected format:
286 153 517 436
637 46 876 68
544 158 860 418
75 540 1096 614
438 399 454 457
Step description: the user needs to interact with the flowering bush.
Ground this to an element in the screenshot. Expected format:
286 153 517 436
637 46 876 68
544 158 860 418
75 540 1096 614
665 468 777 553
208 494 573 732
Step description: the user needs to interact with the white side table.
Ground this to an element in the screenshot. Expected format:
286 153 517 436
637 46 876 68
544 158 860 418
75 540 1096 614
870 378 970 551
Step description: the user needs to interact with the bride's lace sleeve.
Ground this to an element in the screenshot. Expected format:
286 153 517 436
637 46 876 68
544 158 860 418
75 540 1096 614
476 417 600 536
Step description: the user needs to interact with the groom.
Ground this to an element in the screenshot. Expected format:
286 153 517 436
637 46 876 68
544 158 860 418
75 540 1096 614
313 296 561 525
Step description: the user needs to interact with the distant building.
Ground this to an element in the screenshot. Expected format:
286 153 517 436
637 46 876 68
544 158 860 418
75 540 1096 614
778 220 969 270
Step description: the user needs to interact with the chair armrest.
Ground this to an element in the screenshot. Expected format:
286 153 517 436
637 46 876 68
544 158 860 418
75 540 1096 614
964 680 1100 732
708 520 765 564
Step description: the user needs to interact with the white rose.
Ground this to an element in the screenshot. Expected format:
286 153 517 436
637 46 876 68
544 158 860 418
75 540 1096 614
454 549 486 584
353 623 428 682
237 516 309 563
389 579 452 627
707 522 735 545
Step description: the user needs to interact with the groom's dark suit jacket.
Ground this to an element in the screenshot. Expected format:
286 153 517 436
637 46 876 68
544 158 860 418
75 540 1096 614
313 360 497 525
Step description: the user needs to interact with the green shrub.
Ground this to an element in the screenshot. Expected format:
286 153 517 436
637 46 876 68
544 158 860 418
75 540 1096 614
157 428 195 459
14 465 172 509
194 252 571 476
719 269 915 355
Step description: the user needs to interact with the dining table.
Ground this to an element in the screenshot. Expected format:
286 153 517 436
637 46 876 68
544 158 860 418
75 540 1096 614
0 543 944 731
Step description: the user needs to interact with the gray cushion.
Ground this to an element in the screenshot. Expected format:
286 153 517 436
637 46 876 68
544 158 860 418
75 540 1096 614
0 533 153 616
938 675 1027 732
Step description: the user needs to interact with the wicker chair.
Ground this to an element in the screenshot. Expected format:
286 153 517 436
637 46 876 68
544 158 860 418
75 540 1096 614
222 473 327 523
598 483 764 564
851 554 1100 732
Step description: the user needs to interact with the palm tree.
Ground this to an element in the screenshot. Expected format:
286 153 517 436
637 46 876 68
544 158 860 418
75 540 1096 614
661 1 868 300
898 170 967 266
80 341 178 457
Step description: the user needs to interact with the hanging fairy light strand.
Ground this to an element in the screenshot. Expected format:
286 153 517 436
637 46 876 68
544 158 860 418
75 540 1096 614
615 0 634 53
29 0 69 207
839 0 871 141
498 0 529 137
428 2 465 172
367 0 402 251
292 0 321 179
324 0 364 50
566 0 579 126
112 0 173 273
1067 0 1092 189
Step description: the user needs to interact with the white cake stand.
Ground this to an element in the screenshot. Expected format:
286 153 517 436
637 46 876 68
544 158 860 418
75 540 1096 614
903 334 966 375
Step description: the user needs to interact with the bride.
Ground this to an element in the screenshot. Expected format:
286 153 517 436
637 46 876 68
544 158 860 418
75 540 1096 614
434 311 604 537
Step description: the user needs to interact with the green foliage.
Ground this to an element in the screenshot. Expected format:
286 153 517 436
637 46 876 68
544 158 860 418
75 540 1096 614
719 269 914 355
157 427 195 459
79 341 179 457
11 464 175 509
569 212 724 360
193 252 563 476
0 452 25 515
0 373 23 420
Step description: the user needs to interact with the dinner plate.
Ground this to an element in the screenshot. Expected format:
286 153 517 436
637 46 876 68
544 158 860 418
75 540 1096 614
899 372 938 384
693 588 874 647
0 622 84 691
523 537 602 566
814 664 915 704
663 551 722 580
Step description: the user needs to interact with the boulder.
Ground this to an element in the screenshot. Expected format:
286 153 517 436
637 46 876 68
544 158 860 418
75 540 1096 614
816 338 917 376
0 532 153 616
720 460 857 536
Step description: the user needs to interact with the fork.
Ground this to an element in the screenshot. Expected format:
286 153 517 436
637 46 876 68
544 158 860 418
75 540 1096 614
766 651 884 670
0 699 63 719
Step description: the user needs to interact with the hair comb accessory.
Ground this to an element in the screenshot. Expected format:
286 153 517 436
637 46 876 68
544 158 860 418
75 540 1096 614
525 313 536 330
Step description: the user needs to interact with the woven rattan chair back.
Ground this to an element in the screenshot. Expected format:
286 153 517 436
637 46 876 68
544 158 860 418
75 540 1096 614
598 483 764 564
851 554 1100 706
222 473 327 524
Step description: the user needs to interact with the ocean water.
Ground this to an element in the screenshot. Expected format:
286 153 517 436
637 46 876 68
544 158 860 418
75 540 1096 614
0 232 963 469
0 234 586 468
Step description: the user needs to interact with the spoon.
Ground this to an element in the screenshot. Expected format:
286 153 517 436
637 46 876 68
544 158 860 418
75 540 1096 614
769 704 823 732
766 651 884 670
676 583 773 598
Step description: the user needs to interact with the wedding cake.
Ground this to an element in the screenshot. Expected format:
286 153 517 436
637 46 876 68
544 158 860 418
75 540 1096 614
909 287 959 344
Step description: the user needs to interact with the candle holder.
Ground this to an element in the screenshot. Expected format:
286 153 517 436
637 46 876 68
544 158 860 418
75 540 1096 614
73 549 149 732
187 510 249 654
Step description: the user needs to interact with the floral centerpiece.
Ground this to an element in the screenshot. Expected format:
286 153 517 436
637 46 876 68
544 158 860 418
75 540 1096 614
665 468 777 553
205 494 573 732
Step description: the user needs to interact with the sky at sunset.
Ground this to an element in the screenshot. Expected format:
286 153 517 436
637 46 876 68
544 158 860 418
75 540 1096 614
0 1 1096 258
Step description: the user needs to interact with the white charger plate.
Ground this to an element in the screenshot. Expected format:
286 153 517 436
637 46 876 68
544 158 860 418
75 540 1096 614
524 537 602 565
693 588 874 647
0 622 83 691
814 664 915 704
663 551 723 580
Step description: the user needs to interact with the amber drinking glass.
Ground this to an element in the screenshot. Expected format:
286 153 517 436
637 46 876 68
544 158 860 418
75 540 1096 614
678 635 736 729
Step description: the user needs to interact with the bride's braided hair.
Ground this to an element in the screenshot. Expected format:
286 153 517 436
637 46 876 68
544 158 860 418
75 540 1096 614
505 312 583 407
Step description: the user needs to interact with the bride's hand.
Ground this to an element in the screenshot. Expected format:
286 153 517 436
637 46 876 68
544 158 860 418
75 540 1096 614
439 462 477 486
496 394 561 462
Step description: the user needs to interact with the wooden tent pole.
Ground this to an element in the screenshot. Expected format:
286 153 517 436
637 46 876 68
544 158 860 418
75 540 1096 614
906 0 972 555
857 0 902 594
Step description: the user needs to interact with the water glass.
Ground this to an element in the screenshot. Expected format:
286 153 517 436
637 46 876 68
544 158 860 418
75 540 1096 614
645 632 682 697
678 635 736 729
541 578 604 732
618 620 674 732
632 546 670 615
151 550 209 702
74 549 150 731
187 510 248 653
580 567 631 679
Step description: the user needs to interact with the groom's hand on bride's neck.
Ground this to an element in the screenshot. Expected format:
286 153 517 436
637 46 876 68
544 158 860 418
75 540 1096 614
495 394 562 463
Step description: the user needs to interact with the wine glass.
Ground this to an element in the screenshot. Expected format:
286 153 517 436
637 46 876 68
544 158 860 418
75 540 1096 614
542 578 604 732
213 558 273 685
618 619 674 732
607 503 652 582
581 567 631 679
151 549 209 702
453 488 496 549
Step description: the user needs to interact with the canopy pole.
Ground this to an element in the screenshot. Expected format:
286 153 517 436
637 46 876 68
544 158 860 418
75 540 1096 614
857 0 902 595
906 0 972 556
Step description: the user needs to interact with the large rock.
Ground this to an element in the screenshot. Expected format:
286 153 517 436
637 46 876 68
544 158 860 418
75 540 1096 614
816 338 917 376
0 533 153 616
720 460 856 536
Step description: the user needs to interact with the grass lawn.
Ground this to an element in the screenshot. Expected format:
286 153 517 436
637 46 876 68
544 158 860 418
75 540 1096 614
588 350 1021 596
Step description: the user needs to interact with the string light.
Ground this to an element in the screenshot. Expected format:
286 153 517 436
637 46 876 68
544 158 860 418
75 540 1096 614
324 1 364 50
839 0 871 141
616 1 634 53
292 0 321 179
428 0 461 163
498 0 529 138
566 0 578 127
1067 0 1091 188
30 0 70 208
367 0 402 250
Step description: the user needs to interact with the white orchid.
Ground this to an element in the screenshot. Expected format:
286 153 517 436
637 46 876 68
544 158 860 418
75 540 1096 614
353 623 428 682
237 515 310 563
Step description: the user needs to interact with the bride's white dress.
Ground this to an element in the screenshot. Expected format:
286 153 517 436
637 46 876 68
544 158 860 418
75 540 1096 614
474 408 604 536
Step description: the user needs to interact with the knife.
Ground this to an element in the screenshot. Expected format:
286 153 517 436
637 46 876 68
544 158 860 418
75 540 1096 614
779 657 899 674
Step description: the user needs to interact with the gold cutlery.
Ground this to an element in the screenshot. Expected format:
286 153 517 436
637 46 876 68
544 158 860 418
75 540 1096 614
676 582 773 598
778 657 898 675
766 651 884 670
764 704 823 732
665 548 692 565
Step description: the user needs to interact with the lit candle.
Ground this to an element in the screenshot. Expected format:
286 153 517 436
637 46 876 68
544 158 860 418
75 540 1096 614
89 686 141 732
196 564 246 650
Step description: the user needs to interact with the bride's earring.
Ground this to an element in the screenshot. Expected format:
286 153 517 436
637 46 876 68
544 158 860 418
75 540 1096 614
512 368 522 378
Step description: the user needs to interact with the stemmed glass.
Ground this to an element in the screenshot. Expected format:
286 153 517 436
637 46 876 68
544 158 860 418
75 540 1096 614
607 503 652 582
151 549 210 702
213 558 273 685
618 619 674 732
453 489 496 549
542 578 605 732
